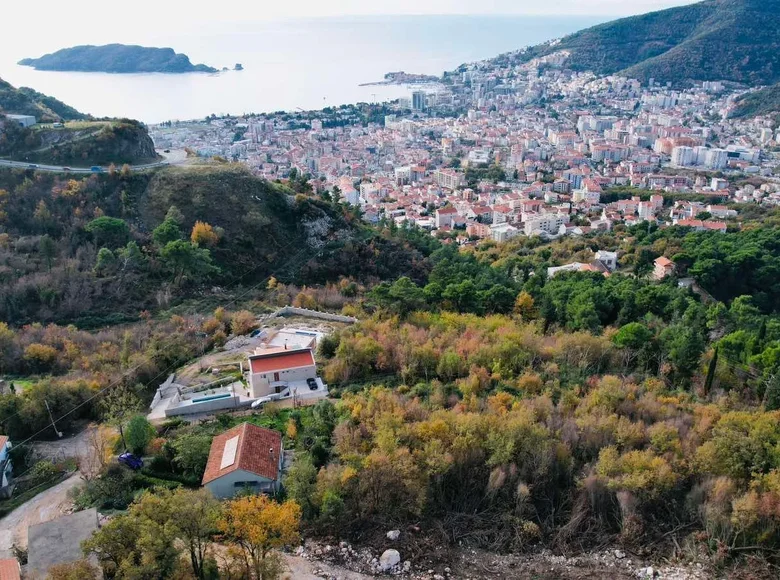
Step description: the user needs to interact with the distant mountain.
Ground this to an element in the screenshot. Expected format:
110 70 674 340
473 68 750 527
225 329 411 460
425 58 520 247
732 84 780 119
515 0 780 86
0 77 86 122
19 44 217 74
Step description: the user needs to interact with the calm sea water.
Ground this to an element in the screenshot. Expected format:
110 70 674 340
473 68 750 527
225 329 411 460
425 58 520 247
0 16 606 123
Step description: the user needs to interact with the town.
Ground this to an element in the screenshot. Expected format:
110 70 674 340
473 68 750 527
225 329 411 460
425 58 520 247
152 47 779 251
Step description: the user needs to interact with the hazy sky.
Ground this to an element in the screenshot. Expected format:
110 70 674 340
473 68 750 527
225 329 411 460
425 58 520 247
1 0 698 54
6 0 697 22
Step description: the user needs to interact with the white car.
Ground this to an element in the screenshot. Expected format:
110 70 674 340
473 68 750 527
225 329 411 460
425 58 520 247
250 393 282 409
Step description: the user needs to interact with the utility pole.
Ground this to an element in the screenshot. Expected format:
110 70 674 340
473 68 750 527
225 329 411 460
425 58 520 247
44 399 63 438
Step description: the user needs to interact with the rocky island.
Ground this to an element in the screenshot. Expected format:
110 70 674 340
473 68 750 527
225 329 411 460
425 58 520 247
18 44 217 74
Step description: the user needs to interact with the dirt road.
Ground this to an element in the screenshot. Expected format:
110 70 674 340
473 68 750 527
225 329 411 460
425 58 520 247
0 474 82 557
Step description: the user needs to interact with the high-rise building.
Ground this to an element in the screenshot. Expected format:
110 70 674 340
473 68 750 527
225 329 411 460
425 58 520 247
411 91 427 112
671 146 694 167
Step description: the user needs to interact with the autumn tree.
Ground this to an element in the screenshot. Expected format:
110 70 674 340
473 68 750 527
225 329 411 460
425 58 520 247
230 310 256 336
191 221 220 247
219 495 301 580
513 290 536 320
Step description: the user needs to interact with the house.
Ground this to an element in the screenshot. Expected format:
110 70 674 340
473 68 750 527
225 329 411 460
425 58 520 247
248 347 317 399
202 423 283 499
27 509 100 578
0 435 12 498
435 206 458 229
0 559 20 580
653 256 676 280
594 250 618 272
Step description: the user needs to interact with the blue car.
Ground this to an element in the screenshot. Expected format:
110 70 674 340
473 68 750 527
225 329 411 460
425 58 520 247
118 453 144 470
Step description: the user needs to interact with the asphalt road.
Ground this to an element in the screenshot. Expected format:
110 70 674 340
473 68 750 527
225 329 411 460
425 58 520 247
0 149 187 173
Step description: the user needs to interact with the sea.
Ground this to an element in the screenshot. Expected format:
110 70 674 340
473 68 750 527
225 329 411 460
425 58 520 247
0 16 607 124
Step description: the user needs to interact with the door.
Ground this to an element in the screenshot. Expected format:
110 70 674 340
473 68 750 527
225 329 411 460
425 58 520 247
273 372 280 382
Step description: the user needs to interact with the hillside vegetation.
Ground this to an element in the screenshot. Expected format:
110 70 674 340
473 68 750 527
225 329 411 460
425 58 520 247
0 119 158 165
732 83 780 119
514 0 780 86
19 44 217 74
0 77 86 122
0 164 428 326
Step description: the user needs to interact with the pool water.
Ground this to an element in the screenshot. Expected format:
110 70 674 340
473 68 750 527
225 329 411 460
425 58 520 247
191 392 232 403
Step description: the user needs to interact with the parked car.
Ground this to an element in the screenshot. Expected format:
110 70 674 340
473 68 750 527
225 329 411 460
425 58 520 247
27 164 38 169
306 377 318 390
118 452 144 470
250 392 285 409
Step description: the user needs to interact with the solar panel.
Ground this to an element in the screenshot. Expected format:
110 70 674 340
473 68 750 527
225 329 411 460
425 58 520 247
220 435 239 469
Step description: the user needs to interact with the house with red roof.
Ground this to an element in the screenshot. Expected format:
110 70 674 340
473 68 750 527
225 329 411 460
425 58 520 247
653 256 676 281
202 423 283 498
248 347 317 399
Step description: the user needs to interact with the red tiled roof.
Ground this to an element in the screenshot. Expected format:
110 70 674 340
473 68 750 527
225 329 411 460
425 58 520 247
249 349 314 374
0 559 20 580
202 423 282 485
655 256 674 267
0 436 7 450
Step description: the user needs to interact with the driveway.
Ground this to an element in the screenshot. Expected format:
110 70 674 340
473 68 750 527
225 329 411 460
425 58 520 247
0 474 82 557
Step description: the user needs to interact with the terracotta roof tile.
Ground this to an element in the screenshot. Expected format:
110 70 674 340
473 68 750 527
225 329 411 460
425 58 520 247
249 349 314 374
0 436 8 450
0 559 20 580
202 423 282 486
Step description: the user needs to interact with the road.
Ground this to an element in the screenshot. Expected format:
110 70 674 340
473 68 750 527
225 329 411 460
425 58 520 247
0 148 187 173
0 427 105 557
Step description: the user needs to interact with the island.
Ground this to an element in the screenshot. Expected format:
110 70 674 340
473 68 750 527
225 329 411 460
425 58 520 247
18 44 217 74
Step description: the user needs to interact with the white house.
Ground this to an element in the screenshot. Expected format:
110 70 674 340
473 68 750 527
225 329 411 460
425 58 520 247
202 423 283 499
248 347 317 399
0 435 12 498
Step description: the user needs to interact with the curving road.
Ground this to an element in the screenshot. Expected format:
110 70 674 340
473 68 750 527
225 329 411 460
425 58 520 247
0 149 187 173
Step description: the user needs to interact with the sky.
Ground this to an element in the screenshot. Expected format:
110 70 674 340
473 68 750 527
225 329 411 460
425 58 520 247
5 0 697 23
1 0 698 54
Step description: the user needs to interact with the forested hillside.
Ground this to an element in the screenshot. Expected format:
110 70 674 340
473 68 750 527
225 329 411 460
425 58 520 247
0 165 428 326
510 0 780 86
0 77 86 122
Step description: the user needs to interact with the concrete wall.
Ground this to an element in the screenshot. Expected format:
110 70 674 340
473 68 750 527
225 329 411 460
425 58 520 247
270 306 357 324
165 395 250 417
205 468 279 499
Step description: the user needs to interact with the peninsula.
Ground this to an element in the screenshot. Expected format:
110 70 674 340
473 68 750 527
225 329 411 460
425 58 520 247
18 44 217 74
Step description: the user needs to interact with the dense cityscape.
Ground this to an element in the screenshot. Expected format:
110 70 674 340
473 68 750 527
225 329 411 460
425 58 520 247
152 47 780 248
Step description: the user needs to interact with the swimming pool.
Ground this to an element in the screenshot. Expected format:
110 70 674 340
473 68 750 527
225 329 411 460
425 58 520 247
192 392 232 403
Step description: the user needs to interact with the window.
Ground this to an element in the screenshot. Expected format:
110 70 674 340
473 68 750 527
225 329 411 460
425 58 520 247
234 480 260 488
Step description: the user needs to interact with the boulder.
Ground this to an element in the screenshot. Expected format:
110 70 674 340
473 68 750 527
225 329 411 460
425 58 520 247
379 549 401 572
386 530 401 541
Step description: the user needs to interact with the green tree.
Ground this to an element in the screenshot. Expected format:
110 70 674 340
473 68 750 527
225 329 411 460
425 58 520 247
152 217 183 247
159 240 218 284
39 235 56 270
94 248 117 276
85 217 130 249
283 453 318 520
124 415 155 455
704 346 718 395
171 433 212 477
